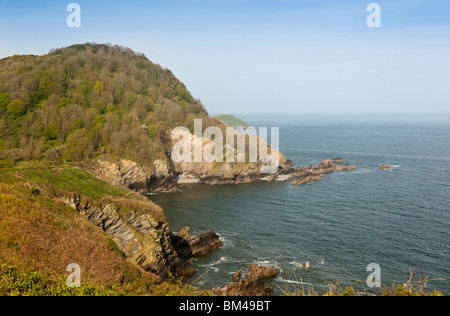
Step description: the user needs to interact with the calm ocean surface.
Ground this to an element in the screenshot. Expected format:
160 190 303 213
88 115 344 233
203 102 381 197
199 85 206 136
148 113 450 295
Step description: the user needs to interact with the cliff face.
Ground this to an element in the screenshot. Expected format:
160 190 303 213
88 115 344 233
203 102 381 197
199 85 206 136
59 194 222 280
88 127 290 192
87 158 180 193
60 195 179 278
86 141 357 193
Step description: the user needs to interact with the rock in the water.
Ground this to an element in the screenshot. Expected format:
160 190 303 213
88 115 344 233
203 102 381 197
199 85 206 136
171 227 223 259
290 158 356 186
290 173 324 186
247 264 278 280
214 264 277 296
215 277 273 296
379 164 391 170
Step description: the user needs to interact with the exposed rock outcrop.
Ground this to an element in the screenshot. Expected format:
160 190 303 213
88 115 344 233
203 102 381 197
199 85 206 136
88 158 149 192
290 173 324 186
88 158 180 193
312 158 357 173
232 269 243 282
247 264 278 280
171 227 223 259
379 164 391 170
147 159 181 192
59 195 222 280
171 128 288 187
214 264 277 296
288 158 357 186
215 277 274 296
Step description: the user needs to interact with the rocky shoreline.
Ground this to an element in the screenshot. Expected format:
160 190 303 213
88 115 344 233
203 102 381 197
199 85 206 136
85 123 360 194
214 264 278 296
87 156 357 193
80 130 361 294
59 194 223 281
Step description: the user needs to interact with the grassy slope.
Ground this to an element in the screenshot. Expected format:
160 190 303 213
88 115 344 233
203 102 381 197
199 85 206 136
0 167 207 296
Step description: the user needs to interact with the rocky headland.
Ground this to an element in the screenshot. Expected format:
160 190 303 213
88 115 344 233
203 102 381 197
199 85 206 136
86 126 357 193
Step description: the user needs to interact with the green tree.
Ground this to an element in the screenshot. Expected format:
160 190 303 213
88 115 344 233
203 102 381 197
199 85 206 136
0 92 10 116
30 72 58 106
94 80 104 93
7 99 27 118
44 122 60 141
0 92 10 109
71 118 82 131
78 80 92 97
57 96 71 110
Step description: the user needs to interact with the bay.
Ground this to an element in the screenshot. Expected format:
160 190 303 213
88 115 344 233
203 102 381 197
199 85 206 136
148 113 450 295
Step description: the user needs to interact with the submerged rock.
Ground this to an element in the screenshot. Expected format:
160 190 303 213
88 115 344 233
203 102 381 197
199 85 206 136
290 173 324 186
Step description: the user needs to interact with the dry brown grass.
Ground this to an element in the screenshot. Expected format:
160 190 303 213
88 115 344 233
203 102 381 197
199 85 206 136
0 172 212 296
276 266 444 296
0 180 138 285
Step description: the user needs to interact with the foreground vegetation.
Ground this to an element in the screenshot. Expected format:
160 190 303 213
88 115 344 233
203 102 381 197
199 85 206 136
277 269 444 296
0 167 209 296
0 263 209 296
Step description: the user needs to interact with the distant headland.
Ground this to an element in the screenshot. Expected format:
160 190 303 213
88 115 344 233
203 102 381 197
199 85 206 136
213 114 251 128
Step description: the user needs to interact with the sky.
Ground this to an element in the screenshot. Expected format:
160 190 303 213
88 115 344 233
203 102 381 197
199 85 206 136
0 0 449 114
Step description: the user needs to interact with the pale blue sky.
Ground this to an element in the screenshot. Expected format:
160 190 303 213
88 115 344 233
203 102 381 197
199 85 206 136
0 0 449 113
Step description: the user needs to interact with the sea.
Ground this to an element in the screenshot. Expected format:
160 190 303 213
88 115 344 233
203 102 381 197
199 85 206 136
148 113 450 295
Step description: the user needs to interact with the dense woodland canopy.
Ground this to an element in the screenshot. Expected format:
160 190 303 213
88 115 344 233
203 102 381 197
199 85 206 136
0 43 219 169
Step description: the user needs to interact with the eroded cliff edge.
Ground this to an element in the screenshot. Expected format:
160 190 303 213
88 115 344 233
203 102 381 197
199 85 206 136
58 193 223 280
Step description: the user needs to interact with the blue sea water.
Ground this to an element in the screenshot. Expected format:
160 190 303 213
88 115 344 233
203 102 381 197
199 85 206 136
148 113 450 295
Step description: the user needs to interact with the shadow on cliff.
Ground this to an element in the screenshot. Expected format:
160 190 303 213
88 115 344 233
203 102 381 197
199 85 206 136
171 227 223 261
